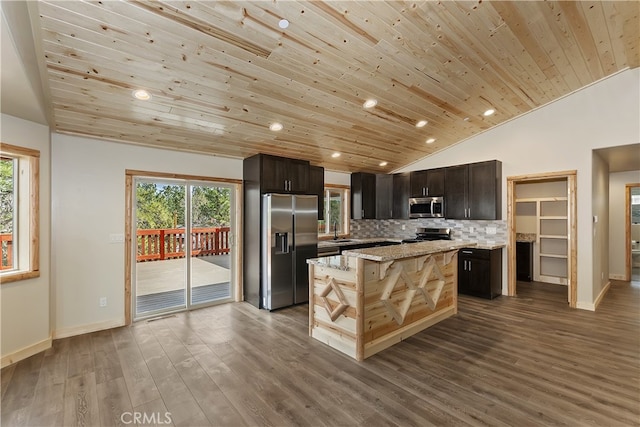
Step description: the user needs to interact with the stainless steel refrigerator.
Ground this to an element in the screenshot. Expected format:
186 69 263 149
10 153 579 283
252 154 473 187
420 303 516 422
261 194 318 310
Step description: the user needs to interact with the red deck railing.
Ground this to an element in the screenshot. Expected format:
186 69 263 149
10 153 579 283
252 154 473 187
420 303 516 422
136 227 230 262
1 233 13 270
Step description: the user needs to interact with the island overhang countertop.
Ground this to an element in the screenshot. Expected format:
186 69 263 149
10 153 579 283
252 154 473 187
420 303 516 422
339 240 477 262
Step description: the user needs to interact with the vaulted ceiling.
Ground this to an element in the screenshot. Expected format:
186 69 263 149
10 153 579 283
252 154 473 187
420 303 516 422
23 1 640 172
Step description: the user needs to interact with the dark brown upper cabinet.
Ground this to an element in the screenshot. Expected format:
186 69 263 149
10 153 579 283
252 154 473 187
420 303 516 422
258 154 310 194
309 165 325 220
392 173 410 219
445 160 501 220
410 168 445 197
351 172 376 219
375 174 393 219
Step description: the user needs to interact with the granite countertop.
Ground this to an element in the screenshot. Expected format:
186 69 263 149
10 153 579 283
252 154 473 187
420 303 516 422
341 240 477 262
516 233 536 242
473 242 507 250
318 237 402 248
307 255 352 270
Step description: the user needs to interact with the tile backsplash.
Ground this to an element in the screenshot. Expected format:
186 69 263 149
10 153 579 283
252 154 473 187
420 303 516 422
350 218 507 246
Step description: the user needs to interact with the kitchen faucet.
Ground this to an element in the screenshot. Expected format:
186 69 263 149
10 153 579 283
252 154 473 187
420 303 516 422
333 221 338 240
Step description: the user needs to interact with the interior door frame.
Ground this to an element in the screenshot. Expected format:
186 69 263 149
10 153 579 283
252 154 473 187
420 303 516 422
506 170 577 308
625 183 640 281
124 169 243 325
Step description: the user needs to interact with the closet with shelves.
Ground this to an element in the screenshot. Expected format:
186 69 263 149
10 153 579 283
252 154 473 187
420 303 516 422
515 180 568 285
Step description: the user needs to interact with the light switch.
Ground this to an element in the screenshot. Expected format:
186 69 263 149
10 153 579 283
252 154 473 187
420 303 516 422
109 233 124 243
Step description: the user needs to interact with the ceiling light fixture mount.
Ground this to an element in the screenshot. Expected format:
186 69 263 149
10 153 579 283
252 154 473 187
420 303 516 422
269 122 283 131
331 152 341 158
363 99 377 109
416 120 428 128
379 161 388 167
132 89 151 100
426 138 436 144
483 109 495 117
278 19 289 29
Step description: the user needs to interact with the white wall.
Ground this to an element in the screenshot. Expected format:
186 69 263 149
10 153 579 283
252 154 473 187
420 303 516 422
325 170 350 186
397 68 640 307
51 134 243 336
0 114 51 364
609 171 640 279
591 152 609 301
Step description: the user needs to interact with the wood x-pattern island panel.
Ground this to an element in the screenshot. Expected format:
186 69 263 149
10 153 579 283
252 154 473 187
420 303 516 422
308 241 474 360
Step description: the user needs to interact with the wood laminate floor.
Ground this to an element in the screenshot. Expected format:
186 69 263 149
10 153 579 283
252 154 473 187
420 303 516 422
2 280 639 427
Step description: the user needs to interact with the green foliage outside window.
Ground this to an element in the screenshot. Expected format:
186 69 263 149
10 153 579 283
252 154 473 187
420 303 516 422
136 182 230 230
0 158 13 234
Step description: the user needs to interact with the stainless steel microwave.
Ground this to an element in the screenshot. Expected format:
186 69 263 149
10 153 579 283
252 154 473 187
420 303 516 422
409 196 444 218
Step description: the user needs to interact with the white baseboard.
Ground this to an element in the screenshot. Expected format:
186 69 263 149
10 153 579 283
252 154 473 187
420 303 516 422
1 337 52 368
576 281 611 311
53 318 125 339
609 274 626 280
594 281 611 310
576 301 595 311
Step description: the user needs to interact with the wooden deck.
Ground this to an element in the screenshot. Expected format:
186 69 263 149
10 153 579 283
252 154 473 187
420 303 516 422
135 255 231 315
2 279 638 426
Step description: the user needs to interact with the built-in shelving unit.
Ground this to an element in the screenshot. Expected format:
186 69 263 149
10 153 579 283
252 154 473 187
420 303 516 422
515 196 568 285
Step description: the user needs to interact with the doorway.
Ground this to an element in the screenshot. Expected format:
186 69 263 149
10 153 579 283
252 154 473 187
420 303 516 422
507 171 577 308
626 184 640 282
124 171 242 323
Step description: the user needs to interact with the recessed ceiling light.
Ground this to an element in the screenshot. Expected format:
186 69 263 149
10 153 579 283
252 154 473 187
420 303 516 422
363 99 377 109
278 19 289 29
463 117 470 121
331 152 341 158
416 120 428 128
426 138 436 144
483 109 495 116
269 122 283 131
379 161 388 167
132 89 151 100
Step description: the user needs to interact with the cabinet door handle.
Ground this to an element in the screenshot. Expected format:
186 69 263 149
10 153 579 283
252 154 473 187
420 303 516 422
468 208 471 218
426 187 429 196
469 261 472 271
463 260 467 270
361 209 365 218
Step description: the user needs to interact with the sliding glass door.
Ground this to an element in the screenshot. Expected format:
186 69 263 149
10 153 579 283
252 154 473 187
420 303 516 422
133 178 234 320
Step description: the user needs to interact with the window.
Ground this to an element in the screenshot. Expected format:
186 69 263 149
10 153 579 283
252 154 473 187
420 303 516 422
318 185 350 237
0 143 39 283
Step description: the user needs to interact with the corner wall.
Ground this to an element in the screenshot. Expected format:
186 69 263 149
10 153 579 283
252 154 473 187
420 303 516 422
51 134 243 337
396 68 640 307
0 114 51 366
590 152 610 307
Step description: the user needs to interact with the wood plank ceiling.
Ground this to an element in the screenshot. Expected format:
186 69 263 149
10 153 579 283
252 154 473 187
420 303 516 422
32 1 639 173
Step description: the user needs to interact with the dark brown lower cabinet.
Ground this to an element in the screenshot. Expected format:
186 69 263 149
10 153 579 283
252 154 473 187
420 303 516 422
458 247 502 299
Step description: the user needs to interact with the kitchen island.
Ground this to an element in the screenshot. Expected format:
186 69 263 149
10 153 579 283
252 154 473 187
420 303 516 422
307 241 474 361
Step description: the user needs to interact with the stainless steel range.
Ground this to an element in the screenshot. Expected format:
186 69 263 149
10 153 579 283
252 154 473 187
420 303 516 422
402 227 451 243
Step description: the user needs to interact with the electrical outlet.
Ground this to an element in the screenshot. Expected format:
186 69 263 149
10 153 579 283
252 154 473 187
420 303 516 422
99 297 107 307
401 224 406 230
469 226 474 233
486 227 497 235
